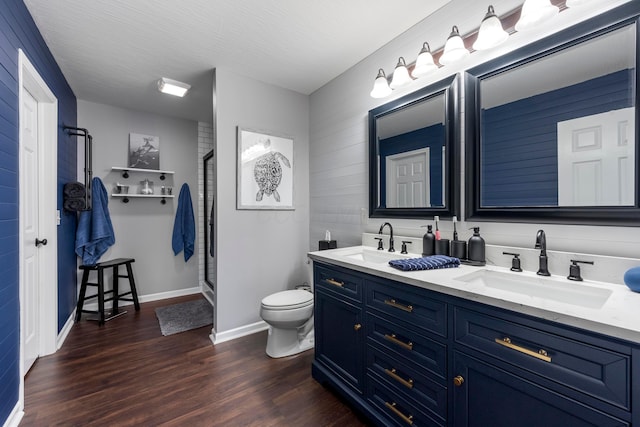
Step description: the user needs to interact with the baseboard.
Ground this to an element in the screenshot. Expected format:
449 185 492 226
2 401 24 427
81 286 201 311
56 310 76 350
212 321 269 345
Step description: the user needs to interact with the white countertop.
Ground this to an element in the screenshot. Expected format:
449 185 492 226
308 246 640 344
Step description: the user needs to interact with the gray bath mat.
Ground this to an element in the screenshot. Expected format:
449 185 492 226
155 299 213 336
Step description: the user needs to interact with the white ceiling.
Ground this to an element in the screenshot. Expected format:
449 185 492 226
23 0 451 123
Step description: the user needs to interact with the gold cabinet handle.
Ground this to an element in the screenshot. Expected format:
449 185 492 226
453 375 464 387
385 368 414 389
325 278 344 287
384 333 413 351
354 323 362 331
384 298 413 313
495 337 552 363
384 402 414 425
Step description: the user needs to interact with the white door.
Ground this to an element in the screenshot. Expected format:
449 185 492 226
385 148 430 208
557 107 635 206
21 89 40 372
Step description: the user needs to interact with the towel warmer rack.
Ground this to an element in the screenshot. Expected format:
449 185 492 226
64 126 93 210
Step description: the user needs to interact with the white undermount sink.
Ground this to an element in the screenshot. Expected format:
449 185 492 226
339 247 413 264
454 269 612 309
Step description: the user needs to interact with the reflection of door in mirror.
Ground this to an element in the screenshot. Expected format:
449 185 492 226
479 23 636 208
386 148 431 208
557 108 635 206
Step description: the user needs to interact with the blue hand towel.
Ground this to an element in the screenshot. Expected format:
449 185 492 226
389 255 460 271
172 183 195 261
75 177 115 265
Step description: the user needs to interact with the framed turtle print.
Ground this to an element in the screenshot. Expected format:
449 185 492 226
237 127 294 210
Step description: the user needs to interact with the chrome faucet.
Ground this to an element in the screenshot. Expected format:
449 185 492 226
378 222 395 252
535 229 550 276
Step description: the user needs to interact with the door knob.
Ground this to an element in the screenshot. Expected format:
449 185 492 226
453 375 465 387
35 238 48 246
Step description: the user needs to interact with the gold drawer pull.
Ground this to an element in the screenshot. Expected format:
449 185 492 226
495 337 552 363
325 278 344 287
385 402 414 425
354 323 362 331
384 298 413 313
385 368 414 389
384 333 413 351
453 375 464 387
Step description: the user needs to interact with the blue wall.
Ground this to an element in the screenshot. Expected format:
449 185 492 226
0 0 77 423
379 124 445 207
481 69 633 206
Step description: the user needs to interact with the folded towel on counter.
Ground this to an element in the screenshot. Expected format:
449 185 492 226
172 183 195 262
389 255 460 271
63 197 86 212
64 181 86 198
75 177 115 265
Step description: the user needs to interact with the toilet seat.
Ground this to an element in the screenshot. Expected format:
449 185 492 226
261 290 313 310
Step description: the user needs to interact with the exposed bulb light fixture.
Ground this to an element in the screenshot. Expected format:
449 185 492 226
390 57 413 89
157 77 191 97
515 0 559 32
370 68 392 98
473 6 509 51
411 42 438 78
440 26 470 65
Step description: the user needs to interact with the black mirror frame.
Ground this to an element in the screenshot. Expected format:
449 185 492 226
464 3 640 226
368 74 460 219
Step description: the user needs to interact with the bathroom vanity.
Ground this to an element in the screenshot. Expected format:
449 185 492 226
309 246 640 427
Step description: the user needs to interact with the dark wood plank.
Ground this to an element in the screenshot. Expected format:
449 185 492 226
23 295 371 426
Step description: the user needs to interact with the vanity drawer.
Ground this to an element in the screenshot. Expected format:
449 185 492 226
454 307 630 410
367 312 447 381
366 279 447 338
314 263 362 302
367 375 445 427
367 342 447 421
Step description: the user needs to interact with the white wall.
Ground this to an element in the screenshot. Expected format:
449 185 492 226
78 100 199 297
215 68 310 333
309 0 640 260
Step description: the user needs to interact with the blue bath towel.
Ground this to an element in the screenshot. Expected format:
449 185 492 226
75 177 115 265
389 255 460 271
172 183 195 261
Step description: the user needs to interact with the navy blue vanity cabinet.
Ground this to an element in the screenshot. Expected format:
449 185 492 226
313 263 365 395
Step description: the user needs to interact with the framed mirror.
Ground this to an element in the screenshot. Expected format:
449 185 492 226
465 3 639 225
368 74 460 219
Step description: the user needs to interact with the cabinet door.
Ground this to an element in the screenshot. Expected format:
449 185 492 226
451 352 628 427
315 289 365 393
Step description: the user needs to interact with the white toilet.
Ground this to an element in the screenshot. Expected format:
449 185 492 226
260 289 314 358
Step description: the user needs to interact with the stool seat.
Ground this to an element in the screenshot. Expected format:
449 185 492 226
76 258 140 325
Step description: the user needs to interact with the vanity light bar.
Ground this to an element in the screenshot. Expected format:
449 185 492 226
371 0 571 97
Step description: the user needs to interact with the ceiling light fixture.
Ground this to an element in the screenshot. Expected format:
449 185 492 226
390 57 413 89
411 42 438 78
157 77 191 97
473 6 509 51
369 68 393 98
515 0 559 32
440 26 470 65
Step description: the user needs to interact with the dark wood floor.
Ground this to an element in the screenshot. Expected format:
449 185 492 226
23 294 371 426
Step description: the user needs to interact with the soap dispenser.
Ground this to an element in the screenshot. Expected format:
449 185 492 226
422 225 435 256
468 227 486 265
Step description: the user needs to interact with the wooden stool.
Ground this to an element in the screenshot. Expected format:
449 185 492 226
76 258 140 325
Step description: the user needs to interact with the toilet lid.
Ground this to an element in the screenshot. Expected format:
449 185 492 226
262 290 313 310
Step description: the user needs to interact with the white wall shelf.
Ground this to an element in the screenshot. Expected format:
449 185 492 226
111 193 174 204
112 166 175 180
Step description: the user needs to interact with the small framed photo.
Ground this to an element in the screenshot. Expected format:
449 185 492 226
129 133 160 170
237 127 294 210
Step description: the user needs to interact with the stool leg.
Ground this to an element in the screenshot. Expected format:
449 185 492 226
98 267 105 325
75 269 91 322
112 265 120 315
125 262 140 311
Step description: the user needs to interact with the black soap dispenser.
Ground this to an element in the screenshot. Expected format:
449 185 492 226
422 225 435 256
468 227 486 265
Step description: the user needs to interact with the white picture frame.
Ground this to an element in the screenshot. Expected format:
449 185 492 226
237 127 294 210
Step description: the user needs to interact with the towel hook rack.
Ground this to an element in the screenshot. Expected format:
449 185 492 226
64 126 93 210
